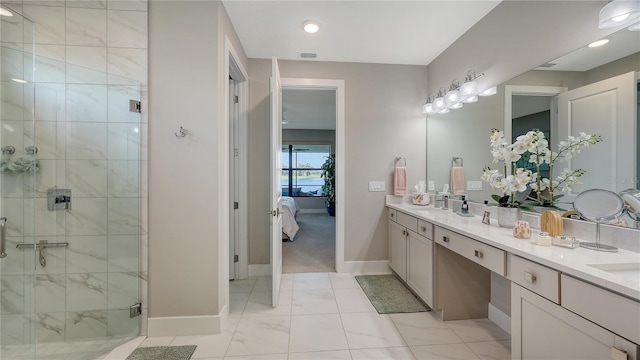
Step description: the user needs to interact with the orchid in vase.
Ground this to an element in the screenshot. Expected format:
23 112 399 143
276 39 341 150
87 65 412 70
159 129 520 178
482 128 602 210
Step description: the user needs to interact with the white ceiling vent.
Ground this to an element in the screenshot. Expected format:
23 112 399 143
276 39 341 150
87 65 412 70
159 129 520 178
538 62 557 68
300 52 317 59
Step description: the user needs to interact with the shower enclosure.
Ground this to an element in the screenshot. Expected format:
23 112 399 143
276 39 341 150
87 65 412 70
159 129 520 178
0 4 145 359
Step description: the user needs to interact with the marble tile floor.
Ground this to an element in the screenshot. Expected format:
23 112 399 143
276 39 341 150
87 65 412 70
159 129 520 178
105 273 510 360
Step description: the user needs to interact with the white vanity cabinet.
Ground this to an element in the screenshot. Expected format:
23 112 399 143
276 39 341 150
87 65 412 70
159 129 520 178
389 220 408 281
388 209 434 307
407 221 434 306
512 283 639 360
511 256 640 360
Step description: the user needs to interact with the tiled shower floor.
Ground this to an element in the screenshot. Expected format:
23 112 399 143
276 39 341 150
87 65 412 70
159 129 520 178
2 337 133 360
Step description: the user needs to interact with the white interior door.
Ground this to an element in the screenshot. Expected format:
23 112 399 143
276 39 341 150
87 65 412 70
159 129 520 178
557 71 637 196
270 57 283 306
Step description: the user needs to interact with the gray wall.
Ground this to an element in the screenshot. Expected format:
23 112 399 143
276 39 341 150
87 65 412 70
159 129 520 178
148 0 247 320
248 59 427 265
427 1 613 96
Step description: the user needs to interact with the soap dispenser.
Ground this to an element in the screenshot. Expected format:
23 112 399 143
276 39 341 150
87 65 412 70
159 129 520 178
461 199 469 214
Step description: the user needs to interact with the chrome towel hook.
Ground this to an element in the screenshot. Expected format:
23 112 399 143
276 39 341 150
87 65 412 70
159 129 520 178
175 126 189 138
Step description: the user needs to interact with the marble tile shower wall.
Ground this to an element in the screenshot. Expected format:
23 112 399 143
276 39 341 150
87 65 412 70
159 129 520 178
0 0 148 347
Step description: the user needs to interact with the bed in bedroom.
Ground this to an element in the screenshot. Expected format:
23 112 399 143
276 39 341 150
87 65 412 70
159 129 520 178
282 196 300 240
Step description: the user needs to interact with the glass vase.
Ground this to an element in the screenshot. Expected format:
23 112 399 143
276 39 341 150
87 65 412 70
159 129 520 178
497 206 521 228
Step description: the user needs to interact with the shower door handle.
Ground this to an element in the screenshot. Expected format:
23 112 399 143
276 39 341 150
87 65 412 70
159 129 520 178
0 217 7 258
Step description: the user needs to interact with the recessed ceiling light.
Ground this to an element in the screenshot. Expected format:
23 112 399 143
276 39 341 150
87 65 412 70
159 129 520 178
0 8 13 17
303 21 320 34
588 39 610 48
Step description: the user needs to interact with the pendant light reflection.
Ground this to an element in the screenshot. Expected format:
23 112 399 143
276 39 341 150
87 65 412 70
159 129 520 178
598 0 640 29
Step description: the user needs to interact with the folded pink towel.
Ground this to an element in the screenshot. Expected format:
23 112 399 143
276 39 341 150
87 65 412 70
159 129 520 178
451 166 465 195
394 167 407 196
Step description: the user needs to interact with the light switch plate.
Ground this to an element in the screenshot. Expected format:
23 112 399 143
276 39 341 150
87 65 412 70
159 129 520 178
369 181 386 192
428 181 435 191
467 181 483 191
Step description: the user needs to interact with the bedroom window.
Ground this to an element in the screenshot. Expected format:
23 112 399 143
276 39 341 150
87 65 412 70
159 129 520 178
281 144 331 197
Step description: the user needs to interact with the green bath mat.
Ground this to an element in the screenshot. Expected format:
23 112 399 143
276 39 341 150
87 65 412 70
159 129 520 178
126 345 197 360
356 274 431 314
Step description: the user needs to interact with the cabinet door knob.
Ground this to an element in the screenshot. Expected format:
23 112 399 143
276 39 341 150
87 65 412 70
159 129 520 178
524 271 537 284
390 213 394 217
443 236 449 243
474 250 484 259
421 226 426 232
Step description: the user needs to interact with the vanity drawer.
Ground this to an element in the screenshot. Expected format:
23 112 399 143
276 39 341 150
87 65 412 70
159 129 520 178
562 274 640 344
396 211 418 233
434 227 506 276
388 209 397 222
508 254 559 303
417 220 433 240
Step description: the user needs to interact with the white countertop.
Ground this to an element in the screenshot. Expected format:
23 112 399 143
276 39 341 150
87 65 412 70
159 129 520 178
386 197 640 302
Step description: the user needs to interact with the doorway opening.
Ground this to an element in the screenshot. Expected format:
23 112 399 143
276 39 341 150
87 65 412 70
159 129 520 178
278 78 346 275
280 88 336 273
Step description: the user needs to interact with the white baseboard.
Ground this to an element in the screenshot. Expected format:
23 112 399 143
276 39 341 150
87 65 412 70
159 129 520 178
248 264 271 276
147 315 221 337
488 302 511 334
341 260 391 274
298 209 326 214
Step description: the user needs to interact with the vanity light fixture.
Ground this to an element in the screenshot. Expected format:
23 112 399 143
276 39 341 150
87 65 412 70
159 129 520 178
599 0 640 28
0 8 13 16
422 97 436 114
445 80 462 108
478 86 497 97
432 88 447 111
303 21 320 34
588 39 610 47
459 70 484 100
423 70 490 116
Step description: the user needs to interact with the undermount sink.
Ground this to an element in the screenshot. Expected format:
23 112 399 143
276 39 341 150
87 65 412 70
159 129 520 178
587 263 640 283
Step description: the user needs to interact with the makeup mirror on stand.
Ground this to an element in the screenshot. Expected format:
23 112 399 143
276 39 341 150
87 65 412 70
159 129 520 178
573 189 626 252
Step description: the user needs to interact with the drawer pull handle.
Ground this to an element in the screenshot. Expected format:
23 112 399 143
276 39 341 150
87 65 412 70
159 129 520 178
443 236 450 243
474 250 483 259
421 226 426 232
390 213 394 217
524 271 537 284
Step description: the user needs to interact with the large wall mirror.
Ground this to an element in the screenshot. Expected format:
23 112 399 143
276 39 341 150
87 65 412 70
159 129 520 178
427 27 640 213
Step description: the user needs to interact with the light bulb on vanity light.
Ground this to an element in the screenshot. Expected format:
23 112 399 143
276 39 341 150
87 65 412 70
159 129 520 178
422 97 436 115
432 88 447 111
460 70 480 100
445 80 461 108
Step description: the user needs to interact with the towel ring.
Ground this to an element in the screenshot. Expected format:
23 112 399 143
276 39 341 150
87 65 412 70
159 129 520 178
451 157 463 167
394 156 406 167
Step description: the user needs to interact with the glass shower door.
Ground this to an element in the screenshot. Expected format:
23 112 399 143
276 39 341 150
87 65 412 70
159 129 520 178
0 5 37 359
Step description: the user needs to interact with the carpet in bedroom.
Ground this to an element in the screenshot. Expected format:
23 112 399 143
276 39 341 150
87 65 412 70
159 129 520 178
283 213 335 273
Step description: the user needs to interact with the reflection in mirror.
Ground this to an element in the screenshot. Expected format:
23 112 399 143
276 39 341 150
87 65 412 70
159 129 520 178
427 27 640 217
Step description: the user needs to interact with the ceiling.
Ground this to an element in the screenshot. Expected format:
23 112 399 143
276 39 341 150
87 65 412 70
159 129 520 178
222 0 502 66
